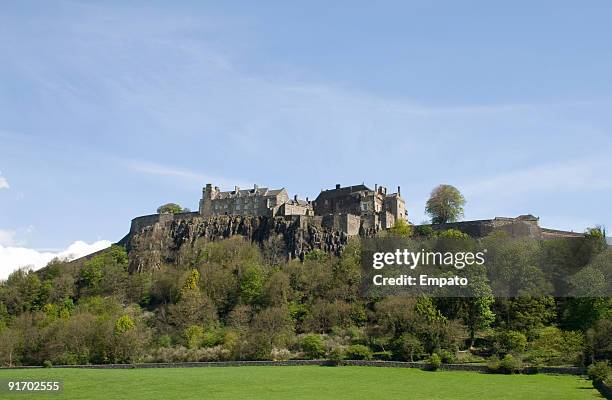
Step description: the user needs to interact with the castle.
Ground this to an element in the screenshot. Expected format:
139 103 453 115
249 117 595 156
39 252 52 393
199 183 407 233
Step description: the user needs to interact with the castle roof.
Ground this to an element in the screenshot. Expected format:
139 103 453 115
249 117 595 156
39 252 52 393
315 184 371 201
216 187 286 199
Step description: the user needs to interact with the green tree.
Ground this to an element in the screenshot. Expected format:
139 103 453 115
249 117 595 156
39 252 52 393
388 219 412 237
395 333 423 361
156 203 185 214
184 325 205 349
425 184 466 224
300 334 325 359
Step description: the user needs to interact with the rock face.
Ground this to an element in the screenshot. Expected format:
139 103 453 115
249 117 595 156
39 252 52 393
121 213 350 273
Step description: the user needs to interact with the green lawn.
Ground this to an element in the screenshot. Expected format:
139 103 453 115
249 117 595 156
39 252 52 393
0 366 601 400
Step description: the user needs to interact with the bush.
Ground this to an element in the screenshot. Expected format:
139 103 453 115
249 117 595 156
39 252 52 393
43 360 52 368
493 330 527 355
428 353 442 371
345 344 372 360
300 334 326 359
499 354 522 374
184 325 205 349
372 351 393 361
438 349 456 364
487 355 501 372
328 346 345 363
394 333 423 362
270 348 292 361
587 361 610 383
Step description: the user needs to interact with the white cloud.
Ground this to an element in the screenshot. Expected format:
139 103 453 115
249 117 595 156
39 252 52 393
0 229 16 246
0 171 9 189
0 240 112 280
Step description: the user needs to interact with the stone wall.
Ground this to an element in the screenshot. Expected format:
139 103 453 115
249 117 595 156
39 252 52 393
425 215 581 240
0 360 584 375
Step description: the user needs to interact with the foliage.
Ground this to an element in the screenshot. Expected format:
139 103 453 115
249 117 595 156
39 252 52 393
428 353 442 371
184 325 205 349
0 235 606 369
157 203 186 214
527 327 584 366
388 220 412 237
300 334 325 359
425 184 466 224
345 344 373 360
394 333 423 362
587 361 610 383
114 315 135 335
438 229 469 240
499 354 522 374
492 330 527 355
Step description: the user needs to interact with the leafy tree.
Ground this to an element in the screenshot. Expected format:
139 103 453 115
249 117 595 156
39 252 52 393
425 184 466 224
240 265 264 305
184 325 205 349
586 318 612 362
300 334 325 359
156 203 185 214
388 219 412 237
345 344 372 360
114 315 135 335
492 330 527 355
394 333 423 361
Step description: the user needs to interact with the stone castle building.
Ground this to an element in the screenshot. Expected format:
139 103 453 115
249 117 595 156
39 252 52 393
199 182 407 233
199 184 313 218
312 184 406 230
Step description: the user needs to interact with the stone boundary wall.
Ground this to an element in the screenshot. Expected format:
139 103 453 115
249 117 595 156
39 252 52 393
594 380 612 399
0 360 584 375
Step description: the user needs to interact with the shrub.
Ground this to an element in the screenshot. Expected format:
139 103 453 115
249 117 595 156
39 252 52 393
184 325 205 349
300 334 326 359
43 360 52 368
328 346 345 363
587 361 610 383
493 330 527 355
372 351 393 361
345 344 372 360
394 333 424 362
438 349 456 364
270 348 292 361
499 354 522 374
428 353 442 371
487 355 501 372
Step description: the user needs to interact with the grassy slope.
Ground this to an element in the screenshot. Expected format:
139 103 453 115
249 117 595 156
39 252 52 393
0 366 601 400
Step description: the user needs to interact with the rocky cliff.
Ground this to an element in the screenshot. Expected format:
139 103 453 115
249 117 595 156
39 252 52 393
120 213 350 273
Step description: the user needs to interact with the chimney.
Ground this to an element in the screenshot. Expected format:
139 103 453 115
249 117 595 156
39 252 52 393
398 186 401 196
294 194 298 202
306 197 309 202
375 183 378 193
335 183 341 189
254 184 258 191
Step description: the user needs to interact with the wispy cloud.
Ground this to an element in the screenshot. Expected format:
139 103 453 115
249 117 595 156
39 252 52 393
0 171 9 189
462 158 612 199
125 160 251 190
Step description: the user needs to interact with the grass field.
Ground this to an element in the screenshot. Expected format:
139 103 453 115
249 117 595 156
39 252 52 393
0 366 602 400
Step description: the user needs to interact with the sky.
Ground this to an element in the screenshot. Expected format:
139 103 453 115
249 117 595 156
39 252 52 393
1 1 611 278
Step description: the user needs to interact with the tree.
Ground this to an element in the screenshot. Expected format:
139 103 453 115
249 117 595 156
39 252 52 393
395 333 423 361
300 334 325 359
157 203 186 214
388 219 413 237
425 184 465 224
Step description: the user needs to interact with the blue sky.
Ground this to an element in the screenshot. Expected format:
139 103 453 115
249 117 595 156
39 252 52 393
0 1 611 271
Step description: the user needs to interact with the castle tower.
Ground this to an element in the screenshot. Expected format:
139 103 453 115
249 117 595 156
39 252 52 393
199 183 218 216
